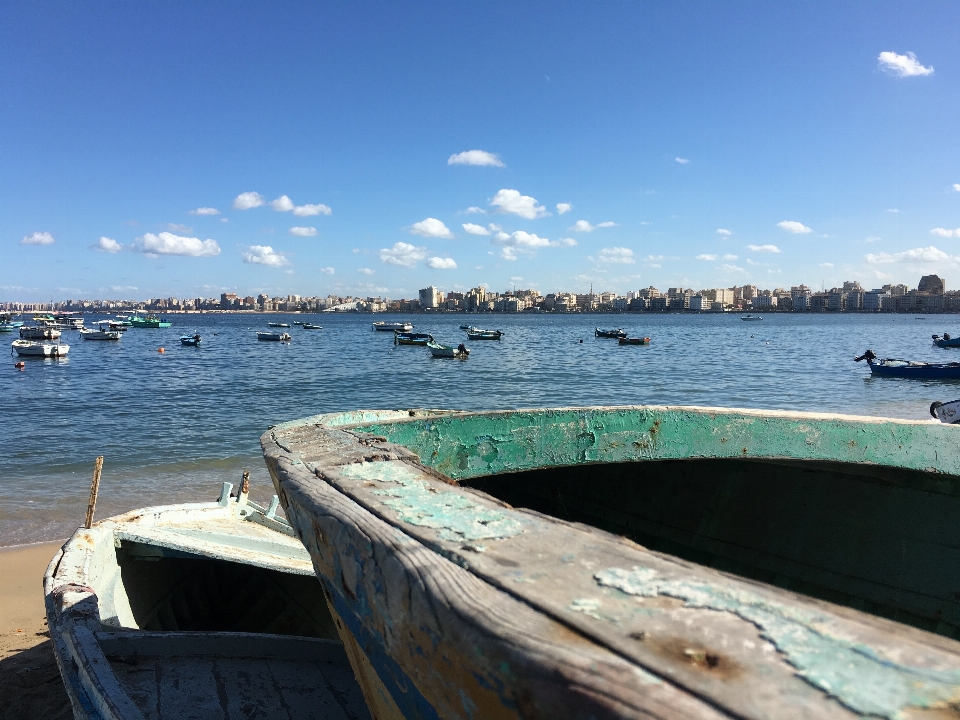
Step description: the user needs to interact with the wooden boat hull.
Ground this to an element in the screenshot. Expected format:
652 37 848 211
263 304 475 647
466 331 502 340
934 335 960 348
263 406 960 720
869 360 960 378
20 326 61 339
257 331 291 341
394 332 434 345
179 336 201 346
595 328 626 338
80 330 121 341
426 341 468 357
12 340 69 356
373 322 414 332
618 337 650 345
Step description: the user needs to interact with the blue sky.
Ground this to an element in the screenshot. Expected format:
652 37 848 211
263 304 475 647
3 2 960 302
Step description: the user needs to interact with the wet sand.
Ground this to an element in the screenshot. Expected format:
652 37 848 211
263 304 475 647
0 541 72 720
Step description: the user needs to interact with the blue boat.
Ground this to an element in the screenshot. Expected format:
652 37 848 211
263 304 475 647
933 334 960 349
855 349 960 378
595 327 626 338
394 331 434 346
180 333 201 346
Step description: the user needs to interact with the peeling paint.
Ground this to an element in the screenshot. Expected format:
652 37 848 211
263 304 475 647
595 566 960 719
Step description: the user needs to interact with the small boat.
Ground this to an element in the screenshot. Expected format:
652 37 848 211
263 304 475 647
268 322 291 328
80 327 122 341
426 340 469 358
114 315 134 326
0 323 17 332
855 349 960 378
0 313 23 329
372 321 414 332
302 323 323 330
292 321 304 325
618 336 651 345
595 328 626 338
933 334 960 349
257 331 291 341
20 326 61 340
104 320 128 331
45 476 369 720
459 323 473 330
394 331 434 345
467 329 503 340
11 339 69 357
180 333 202 346
741 314 763 321
130 314 172 328
263 406 960 720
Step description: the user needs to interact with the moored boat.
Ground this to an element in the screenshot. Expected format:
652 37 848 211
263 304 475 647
302 323 323 330
268 322 291 328
618 336 651 345
466 329 503 340
263 405 960 719
45 477 370 720
855 349 960 378
741 314 762 321
80 327 122 341
372 320 414 332
394 331 434 345
130 314 172 328
933 333 960 348
12 339 69 357
257 331 291 341
20 326 61 340
426 340 469 357
595 327 626 338
180 333 202 346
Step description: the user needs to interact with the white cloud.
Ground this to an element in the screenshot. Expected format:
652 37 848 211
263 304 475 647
379 242 427 268
748 244 781 253
135 232 220 257
866 236 881 243
556 202 572 214
887 208 900 213
21 231 55 246
675 157 689 164
720 263 745 273
696 254 718 261
290 226 318 237
493 230 551 249
462 223 491 236
293 203 331 217
931 228 960 238
819 262 834 267
427 257 457 269
242 245 288 267
571 219 616 232
166 223 192 233
490 189 549 219
777 220 812 234
554 237 577 246
878 51 933 77
646 254 665 261
220 218 229 223
867 246 955 264
410 218 454 239
189 207 220 216
953 184 960 192
465 206 485 214
597 247 635 264
358 267 375 275
111 285 137 292
94 237 122 253
722 254 738 261
233 192 265 210
716 228 732 236
271 195 295 211
320 267 335 275
447 150 504 167
500 247 518 261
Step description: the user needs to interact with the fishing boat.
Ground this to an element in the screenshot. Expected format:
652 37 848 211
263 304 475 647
595 327 626 338
933 333 960 348
0 313 23 329
302 323 323 330
45 476 370 720
104 320 128 332
257 331 291 341
80 327 122 341
394 331 434 345
426 340 469 358
372 321 413 332
11 339 69 357
0 323 17 332
114 315 134 327
459 323 474 330
180 333 202 346
263 405 960 719
130 314 172 328
466 329 503 340
268 322 291 328
292 321 304 325
618 336 651 345
20 326 61 340
741 314 762 321
855 349 960 378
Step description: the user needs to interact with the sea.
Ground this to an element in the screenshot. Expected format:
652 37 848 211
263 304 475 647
2 311 959 547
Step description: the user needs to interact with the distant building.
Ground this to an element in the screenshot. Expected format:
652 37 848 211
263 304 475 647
754 294 778 308
918 275 945 295
419 286 441 309
863 291 890 311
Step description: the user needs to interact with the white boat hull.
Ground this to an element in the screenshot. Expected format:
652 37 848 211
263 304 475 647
12 340 70 356
80 329 121 341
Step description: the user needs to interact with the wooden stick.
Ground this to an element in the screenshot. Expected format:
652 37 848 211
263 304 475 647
84 456 104 529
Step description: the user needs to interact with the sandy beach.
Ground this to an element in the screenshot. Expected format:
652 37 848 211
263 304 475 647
0 541 72 720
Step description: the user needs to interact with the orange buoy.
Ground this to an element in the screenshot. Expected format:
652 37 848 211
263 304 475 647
158 347 165 354
15 361 25 371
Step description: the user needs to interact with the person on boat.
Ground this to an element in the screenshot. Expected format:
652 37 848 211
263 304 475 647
854 349 877 363
457 343 468 355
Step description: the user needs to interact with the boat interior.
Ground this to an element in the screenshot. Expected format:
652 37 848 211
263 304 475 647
462 456 960 640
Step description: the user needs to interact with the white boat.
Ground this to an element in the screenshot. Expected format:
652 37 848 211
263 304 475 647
741 314 763 321
372 321 413 332
80 327 122 341
20 326 61 340
12 339 70 357
45 478 369 720
426 340 469 358
257 331 291 341
268 322 291 328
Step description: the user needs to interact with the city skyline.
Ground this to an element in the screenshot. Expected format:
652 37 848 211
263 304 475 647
4 3 960 302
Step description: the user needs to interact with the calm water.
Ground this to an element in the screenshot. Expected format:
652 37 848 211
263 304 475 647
3 312 959 546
